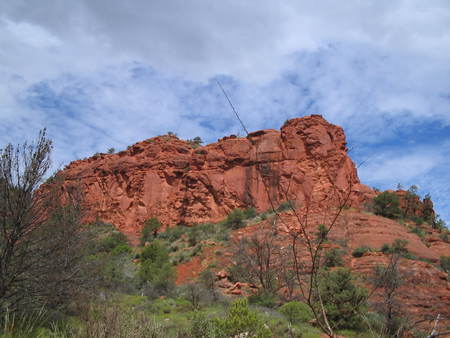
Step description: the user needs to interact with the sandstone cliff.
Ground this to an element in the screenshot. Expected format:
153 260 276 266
57 115 372 240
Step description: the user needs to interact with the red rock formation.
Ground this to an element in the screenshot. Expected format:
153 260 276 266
50 113 449 323
55 115 372 241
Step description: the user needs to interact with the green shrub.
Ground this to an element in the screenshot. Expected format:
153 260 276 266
141 217 162 244
243 207 257 219
373 192 401 219
248 290 278 308
380 243 392 254
214 298 272 337
410 216 424 226
381 239 408 255
223 209 246 229
279 301 313 324
323 248 344 267
410 226 425 239
276 201 293 212
190 311 217 337
139 240 175 292
439 231 449 243
440 256 450 272
227 264 247 283
316 224 328 242
318 268 368 330
159 225 188 242
352 246 372 258
97 231 129 253
392 239 408 253
111 243 132 255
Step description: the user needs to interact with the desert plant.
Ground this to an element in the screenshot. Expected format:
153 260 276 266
141 217 162 244
410 226 425 239
318 268 368 330
373 191 401 219
0 130 96 315
139 240 175 294
371 253 407 337
279 301 313 324
352 246 372 258
248 290 278 308
440 256 450 273
316 224 328 242
200 269 218 301
214 298 271 337
323 248 344 268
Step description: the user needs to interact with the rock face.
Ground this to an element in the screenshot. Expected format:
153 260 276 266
57 115 372 240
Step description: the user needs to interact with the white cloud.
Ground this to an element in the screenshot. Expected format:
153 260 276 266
0 0 449 222
359 149 444 184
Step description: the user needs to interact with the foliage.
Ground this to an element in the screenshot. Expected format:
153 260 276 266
279 301 314 324
314 224 328 243
323 248 344 267
371 255 406 337
440 256 450 273
402 185 420 219
410 216 424 226
139 240 175 295
276 200 293 212
96 231 129 253
352 246 372 258
439 231 449 243
248 290 278 308
410 226 425 239
0 130 96 315
318 268 368 330
380 239 409 255
213 298 272 337
140 217 162 245
373 191 401 219
158 225 187 242
199 269 217 301
190 311 218 338
223 208 256 229
107 147 115 154
433 215 447 231
187 136 203 149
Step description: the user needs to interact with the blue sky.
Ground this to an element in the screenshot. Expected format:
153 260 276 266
0 0 449 223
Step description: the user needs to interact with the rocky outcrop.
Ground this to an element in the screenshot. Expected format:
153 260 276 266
54 115 372 240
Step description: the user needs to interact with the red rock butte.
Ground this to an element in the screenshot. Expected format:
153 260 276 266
57 115 373 241
51 114 450 321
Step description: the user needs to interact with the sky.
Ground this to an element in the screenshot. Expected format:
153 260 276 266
0 0 449 223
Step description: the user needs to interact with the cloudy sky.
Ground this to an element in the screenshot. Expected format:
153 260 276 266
1 0 449 223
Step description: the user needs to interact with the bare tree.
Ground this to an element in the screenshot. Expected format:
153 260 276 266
0 130 94 314
231 227 279 293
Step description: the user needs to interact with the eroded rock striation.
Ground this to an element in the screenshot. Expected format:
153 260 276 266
56 115 372 240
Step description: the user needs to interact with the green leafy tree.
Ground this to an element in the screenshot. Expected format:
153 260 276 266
373 192 402 219
318 268 368 330
139 240 175 293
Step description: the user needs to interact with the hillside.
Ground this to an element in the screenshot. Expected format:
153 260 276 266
49 114 450 334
